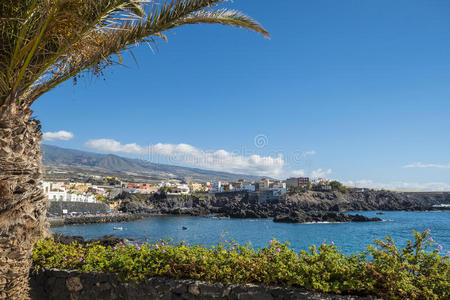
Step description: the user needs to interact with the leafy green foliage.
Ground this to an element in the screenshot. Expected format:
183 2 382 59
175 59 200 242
32 231 449 299
329 181 348 193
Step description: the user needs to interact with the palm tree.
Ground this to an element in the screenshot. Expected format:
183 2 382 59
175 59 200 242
0 1 268 298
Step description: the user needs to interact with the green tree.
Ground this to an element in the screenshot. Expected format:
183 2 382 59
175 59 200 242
0 1 268 298
329 180 347 193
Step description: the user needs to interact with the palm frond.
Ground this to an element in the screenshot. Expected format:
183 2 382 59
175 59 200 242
176 9 270 38
0 0 268 110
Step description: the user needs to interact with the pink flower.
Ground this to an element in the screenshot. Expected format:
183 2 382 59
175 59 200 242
331 241 335 246
426 229 431 233
276 248 281 252
79 257 83 261
269 240 273 244
438 245 443 250
162 249 166 253
447 251 450 256
161 242 165 246
62 257 67 261
113 247 117 251
231 247 235 251
202 255 205 259
136 246 141 250
428 237 434 242
155 244 159 249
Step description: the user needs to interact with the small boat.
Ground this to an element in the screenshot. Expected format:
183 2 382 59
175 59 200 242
113 226 123 231
182 226 188 230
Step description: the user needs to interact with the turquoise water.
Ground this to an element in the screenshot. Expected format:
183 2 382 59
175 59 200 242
51 211 450 254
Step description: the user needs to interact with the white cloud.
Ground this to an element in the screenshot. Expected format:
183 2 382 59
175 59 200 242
287 169 306 177
84 139 143 154
403 162 450 169
43 130 74 141
310 168 332 179
85 139 287 177
344 179 450 191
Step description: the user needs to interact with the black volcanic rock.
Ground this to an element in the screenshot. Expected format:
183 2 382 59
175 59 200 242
114 189 449 221
53 234 126 247
273 211 382 223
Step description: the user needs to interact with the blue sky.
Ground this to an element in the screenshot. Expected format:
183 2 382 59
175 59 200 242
33 0 450 190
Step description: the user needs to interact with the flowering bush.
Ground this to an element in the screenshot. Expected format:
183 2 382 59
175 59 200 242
32 231 449 299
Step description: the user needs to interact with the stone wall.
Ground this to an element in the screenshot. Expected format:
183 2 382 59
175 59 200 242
48 213 151 227
30 269 368 300
48 201 109 215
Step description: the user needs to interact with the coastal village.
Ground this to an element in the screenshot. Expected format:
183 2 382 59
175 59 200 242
42 175 338 214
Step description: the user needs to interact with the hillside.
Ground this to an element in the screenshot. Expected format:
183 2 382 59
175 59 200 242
41 144 264 182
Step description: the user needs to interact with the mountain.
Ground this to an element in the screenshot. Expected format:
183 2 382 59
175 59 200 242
41 144 265 182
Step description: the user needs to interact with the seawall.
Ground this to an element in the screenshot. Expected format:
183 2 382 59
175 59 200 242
48 213 152 227
48 201 109 215
30 269 367 300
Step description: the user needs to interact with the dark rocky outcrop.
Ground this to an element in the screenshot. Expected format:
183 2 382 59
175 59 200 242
286 190 450 212
30 269 369 300
113 189 450 223
53 234 127 247
273 212 382 223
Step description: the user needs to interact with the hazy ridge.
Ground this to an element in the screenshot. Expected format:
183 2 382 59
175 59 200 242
41 144 265 182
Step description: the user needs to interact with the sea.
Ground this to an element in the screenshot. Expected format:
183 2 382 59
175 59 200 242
51 211 450 255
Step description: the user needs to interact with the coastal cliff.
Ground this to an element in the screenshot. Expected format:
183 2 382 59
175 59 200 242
114 189 450 222
286 189 450 211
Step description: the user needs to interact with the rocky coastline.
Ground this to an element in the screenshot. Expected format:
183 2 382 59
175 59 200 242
48 189 450 226
114 189 450 222
273 211 381 223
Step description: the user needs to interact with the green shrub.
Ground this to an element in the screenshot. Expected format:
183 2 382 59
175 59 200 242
32 231 449 299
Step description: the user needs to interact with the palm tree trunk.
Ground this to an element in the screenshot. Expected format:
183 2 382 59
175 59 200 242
0 107 48 300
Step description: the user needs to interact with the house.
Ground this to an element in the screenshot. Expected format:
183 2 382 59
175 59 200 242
66 192 96 203
88 186 105 195
209 182 223 193
168 184 190 195
188 182 205 192
255 178 270 191
222 183 234 192
135 186 158 194
127 183 140 189
139 184 152 189
286 177 310 187
243 183 256 192
43 181 67 201
42 181 98 203
271 182 286 189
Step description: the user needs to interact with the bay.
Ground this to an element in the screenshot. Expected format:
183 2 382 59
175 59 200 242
51 211 450 254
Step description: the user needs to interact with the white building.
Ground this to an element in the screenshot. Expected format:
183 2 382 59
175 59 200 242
174 183 190 195
272 182 286 189
158 181 174 188
209 181 223 193
43 181 67 201
66 192 96 203
42 181 97 203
